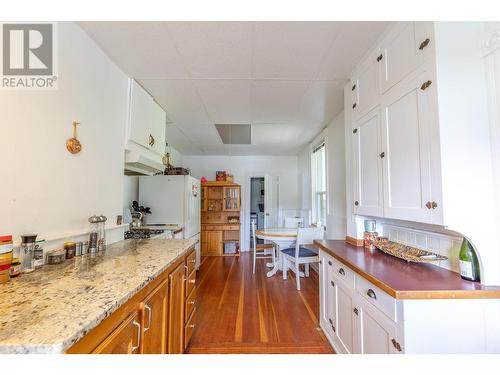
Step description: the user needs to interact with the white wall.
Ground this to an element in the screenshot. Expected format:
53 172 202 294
326 112 347 239
297 112 347 239
183 155 298 250
0 22 129 244
123 176 139 210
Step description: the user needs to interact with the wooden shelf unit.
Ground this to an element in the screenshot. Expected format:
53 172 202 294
201 181 241 256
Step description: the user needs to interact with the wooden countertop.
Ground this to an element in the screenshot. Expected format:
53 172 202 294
314 240 500 300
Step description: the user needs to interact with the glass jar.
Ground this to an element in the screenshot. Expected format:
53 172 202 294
88 215 99 253
33 240 45 269
20 234 37 273
64 242 76 259
97 214 107 252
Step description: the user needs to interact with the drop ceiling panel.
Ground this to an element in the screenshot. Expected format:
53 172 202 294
251 80 312 123
317 22 390 80
167 22 253 78
79 22 187 77
253 22 342 79
195 80 252 123
139 79 211 124
300 80 346 125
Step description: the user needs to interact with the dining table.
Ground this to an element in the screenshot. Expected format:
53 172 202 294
255 227 297 277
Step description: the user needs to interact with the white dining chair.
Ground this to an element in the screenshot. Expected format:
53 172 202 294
284 217 304 228
251 219 275 274
281 227 324 290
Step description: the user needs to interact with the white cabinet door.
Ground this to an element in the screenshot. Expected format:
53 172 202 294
351 51 380 119
336 282 355 354
379 22 425 93
320 255 338 341
352 107 384 216
129 80 154 149
380 71 434 223
356 296 401 354
150 101 167 156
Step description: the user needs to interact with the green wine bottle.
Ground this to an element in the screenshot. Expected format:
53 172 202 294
459 238 480 282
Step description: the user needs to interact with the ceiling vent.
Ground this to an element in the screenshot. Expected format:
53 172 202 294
215 124 251 144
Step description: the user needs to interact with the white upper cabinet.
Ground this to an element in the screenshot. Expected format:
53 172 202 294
128 79 167 156
150 101 167 156
380 71 433 223
129 80 155 149
351 51 380 119
352 107 384 217
378 22 433 93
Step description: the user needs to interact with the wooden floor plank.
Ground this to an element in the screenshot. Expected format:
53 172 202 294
186 253 334 354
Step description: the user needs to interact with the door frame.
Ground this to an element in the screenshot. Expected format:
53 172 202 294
243 173 279 252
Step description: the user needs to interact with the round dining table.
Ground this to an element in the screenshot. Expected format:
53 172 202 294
255 227 297 277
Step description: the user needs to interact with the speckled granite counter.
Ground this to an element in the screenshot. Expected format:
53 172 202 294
0 238 196 354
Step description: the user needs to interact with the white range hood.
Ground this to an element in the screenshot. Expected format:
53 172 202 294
124 149 164 176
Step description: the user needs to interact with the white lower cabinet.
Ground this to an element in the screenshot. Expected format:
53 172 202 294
319 251 402 354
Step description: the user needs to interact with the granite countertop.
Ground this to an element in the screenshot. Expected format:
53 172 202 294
315 240 500 299
0 238 196 354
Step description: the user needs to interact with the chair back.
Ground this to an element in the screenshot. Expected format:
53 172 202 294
294 227 324 258
251 219 257 252
284 217 304 228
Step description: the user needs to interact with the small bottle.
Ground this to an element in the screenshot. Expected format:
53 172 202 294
88 215 99 253
459 238 480 282
97 214 107 252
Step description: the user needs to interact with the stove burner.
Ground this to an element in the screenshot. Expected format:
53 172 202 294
125 229 165 240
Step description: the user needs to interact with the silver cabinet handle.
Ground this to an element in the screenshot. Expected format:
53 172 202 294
131 320 141 352
367 288 377 299
353 307 359 316
338 268 345 276
144 304 152 332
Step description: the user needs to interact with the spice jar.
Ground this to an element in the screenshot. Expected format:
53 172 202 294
10 258 21 278
88 215 99 253
33 239 45 269
46 249 66 265
20 234 37 273
64 242 76 259
81 241 89 255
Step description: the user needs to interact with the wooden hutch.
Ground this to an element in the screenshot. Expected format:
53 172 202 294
201 181 241 256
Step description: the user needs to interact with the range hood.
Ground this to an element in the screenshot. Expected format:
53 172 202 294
124 149 164 176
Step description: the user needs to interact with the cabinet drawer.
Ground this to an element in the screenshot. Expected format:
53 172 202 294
224 225 240 231
184 308 196 350
185 269 196 297
330 258 356 289
356 275 397 322
185 287 196 323
186 250 196 276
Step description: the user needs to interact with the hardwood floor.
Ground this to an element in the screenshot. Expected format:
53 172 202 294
186 253 334 354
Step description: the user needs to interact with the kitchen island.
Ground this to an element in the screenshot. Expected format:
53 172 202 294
0 238 197 354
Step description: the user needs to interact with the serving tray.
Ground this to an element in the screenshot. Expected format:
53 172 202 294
373 240 447 263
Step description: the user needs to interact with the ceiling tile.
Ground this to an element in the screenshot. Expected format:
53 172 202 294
300 80 346 126
253 22 342 79
167 22 253 78
317 22 390 80
195 80 252 124
251 80 312 123
79 22 187 77
138 79 211 124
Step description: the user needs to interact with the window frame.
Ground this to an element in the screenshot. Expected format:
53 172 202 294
311 133 328 227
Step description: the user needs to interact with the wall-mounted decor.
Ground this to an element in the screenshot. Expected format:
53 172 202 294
66 121 82 154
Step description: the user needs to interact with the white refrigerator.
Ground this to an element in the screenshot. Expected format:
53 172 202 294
139 175 201 269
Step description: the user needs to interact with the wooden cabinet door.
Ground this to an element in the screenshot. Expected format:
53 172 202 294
141 279 168 354
201 187 207 212
356 297 400 354
150 101 167 156
335 282 355 354
206 231 223 255
92 311 141 354
380 71 433 223
168 262 186 354
223 186 240 211
352 107 384 216
129 80 154 149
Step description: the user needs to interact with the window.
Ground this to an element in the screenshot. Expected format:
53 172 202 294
312 142 327 226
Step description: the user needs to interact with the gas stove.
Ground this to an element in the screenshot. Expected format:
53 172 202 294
124 229 165 240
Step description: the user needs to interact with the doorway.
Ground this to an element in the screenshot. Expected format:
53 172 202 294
249 177 265 248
